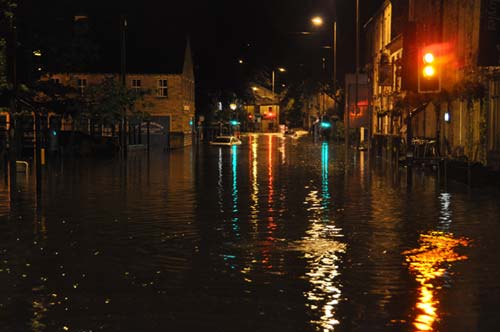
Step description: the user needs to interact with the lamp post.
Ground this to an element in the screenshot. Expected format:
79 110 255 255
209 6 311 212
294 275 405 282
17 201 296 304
354 0 360 150
311 16 337 96
272 67 286 96
120 15 127 159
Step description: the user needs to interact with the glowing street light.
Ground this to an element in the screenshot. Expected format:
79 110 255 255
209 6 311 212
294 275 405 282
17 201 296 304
272 67 286 95
229 103 237 111
311 16 324 26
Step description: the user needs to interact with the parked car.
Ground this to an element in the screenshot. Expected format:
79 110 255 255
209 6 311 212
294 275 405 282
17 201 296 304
209 136 242 146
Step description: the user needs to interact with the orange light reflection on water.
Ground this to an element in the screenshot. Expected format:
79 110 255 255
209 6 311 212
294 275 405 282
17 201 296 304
0 165 12 217
403 232 469 332
263 135 276 269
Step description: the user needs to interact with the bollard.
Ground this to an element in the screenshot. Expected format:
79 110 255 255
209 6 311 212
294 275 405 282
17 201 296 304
41 148 46 166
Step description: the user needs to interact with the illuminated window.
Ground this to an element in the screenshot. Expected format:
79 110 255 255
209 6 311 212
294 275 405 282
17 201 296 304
157 79 168 97
77 78 87 94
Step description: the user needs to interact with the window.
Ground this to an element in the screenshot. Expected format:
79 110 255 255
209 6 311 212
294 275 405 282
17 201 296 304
51 78 60 84
157 79 168 97
131 79 142 92
77 78 87 94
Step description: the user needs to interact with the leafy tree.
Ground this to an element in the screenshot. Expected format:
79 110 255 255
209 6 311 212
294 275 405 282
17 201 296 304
82 77 150 130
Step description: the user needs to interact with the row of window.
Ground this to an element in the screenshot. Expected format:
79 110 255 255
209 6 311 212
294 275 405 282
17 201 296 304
131 79 169 97
52 77 197 99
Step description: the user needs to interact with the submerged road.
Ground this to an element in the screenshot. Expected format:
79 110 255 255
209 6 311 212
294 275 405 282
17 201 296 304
0 134 499 332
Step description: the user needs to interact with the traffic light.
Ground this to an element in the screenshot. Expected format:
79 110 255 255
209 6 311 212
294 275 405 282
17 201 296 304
418 49 441 93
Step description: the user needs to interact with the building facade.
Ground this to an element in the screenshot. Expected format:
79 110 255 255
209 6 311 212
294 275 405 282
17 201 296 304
245 85 280 132
365 0 500 167
46 40 195 150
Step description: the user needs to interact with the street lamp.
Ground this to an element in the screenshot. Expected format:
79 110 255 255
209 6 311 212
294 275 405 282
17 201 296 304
311 16 324 26
311 16 337 95
272 67 286 95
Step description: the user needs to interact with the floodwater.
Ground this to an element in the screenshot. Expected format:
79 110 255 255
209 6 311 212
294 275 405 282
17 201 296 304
0 134 499 332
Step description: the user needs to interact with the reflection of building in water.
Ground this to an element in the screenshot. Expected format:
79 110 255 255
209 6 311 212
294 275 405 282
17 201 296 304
0 178 10 217
298 141 345 331
403 232 469 332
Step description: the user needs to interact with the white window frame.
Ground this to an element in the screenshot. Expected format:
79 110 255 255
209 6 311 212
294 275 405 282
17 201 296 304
131 79 142 92
77 78 87 94
157 79 168 98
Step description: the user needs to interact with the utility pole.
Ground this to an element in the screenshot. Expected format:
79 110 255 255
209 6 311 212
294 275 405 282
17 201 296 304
272 70 275 95
6 14 17 197
333 20 337 95
354 0 360 150
120 15 127 159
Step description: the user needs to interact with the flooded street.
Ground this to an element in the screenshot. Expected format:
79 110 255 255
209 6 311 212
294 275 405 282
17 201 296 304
1 134 499 332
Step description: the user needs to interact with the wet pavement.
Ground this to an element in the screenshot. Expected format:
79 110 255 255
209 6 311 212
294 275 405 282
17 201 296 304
0 134 499 332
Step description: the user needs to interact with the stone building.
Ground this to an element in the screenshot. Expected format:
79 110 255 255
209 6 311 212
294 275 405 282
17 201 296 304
46 39 195 149
245 85 280 132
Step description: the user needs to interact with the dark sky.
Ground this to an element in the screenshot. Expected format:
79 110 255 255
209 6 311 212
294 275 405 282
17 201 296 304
23 0 384 94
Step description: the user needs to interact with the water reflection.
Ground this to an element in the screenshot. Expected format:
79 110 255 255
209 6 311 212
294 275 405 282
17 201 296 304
262 135 276 270
249 135 260 224
403 231 469 331
217 147 224 213
0 176 10 217
279 136 286 164
321 142 331 213
3 136 500 332
268 135 275 209
231 145 240 236
297 142 345 331
31 294 49 332
438 193 452 228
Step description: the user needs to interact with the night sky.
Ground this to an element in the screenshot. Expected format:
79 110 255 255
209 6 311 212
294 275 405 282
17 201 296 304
22 0 384 107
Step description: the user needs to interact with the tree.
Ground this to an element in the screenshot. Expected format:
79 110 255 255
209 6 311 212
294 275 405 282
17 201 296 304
82 77 150 135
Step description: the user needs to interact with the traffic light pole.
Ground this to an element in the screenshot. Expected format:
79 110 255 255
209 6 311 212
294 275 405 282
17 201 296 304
354 0 360 150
